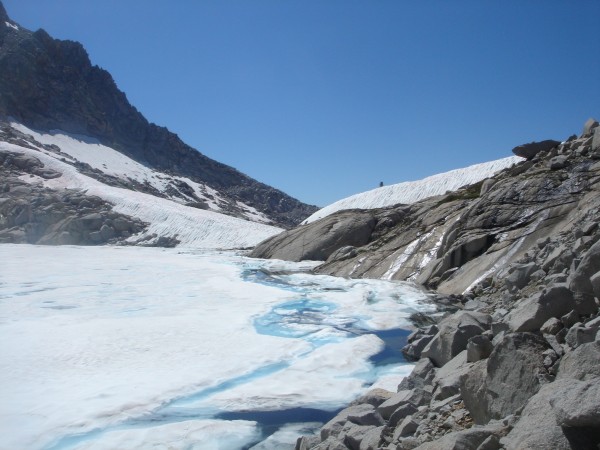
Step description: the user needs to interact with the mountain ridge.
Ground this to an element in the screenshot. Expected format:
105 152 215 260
0 1 317 228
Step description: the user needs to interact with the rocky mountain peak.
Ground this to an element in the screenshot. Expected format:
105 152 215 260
0 2 8 23
0 3 317 228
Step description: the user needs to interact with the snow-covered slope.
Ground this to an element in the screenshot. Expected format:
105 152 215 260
1 124 283 248
10 123 272 223
303 157 521 224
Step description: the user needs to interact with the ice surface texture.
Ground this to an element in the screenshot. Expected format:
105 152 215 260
0 245 434 450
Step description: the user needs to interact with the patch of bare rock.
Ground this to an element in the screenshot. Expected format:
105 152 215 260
292 120 600 449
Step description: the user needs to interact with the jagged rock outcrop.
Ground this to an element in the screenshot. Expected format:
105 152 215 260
254 119 600 297
0 2 316 228
0 152 147 245
292 119 600 449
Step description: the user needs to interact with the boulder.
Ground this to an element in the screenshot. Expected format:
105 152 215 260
593 126 600 151
500 382 572 450
250 210 376 261
320 404 374 441
540 317 563 335
377 388 431 420
504 284 575 332
549 155 568 170
343 424 377 450
413 422 509 450
466 335 494 362
582 117 599 136
460 359 489 425
556 341 600 380
511 140 559 160
485 333 551 421
432 350 472 400
421 311 491 367
504 262 539 291
569 239 600 314
358 426 383 450
550 379 600 428
565 322 597 349
350 388 393 408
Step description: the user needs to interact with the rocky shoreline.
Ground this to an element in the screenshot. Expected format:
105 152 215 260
269 120 600 449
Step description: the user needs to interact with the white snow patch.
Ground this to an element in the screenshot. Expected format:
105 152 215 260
304 157 520 224
382 230 434 280
0 140 281 248
9 122 273 224
5 21 18 30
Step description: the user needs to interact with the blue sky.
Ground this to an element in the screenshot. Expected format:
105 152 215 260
4 1 600 207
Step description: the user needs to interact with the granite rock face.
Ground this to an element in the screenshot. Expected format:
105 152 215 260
293 120 600 450
253 121 600 299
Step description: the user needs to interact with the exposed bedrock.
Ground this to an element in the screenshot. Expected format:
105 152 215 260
253 122 600 297
292 120 600 449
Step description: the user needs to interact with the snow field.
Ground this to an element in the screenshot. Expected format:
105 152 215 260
0 245 435 450
304 156 520 223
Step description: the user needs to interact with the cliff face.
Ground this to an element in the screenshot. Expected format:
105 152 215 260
252 124 600 295
0 3 317 228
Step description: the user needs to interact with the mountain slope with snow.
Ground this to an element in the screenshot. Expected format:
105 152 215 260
0 4 317 227
303 157 520 224
0 123 282 249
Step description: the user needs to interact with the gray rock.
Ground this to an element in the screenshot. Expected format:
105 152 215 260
393 415 420 439
460 359 489 425
483 333 550 422
321 404 374 441
347 407 384 426
388 402 419 427
511 140 560 160
358 426 383 450
476 434 500 450
350 388 394 408
504 262 539 291
565 322 596 349
501 382 572 450
343 424 376 450
582 117 599 136
414 422 508 450
251 210 376 261
295 435 320 450
561 309 579 328
540 317 563 335
505 284 575 332
569 239 600 314
432 350 472 401
377 388 431 420
593 126 600 151
549 155 568 170
557 341 600 380
421 311 491 367
402 334 435 361
550 378 600 427
466 335 494 362
327 245 358 262
591 271 600 299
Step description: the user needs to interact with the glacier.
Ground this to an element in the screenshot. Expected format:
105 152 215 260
0 244 436 450
303 156 520 224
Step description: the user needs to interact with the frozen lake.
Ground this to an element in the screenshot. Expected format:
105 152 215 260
0 245 437 450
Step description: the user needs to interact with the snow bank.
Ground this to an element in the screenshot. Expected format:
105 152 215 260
303 157 520 224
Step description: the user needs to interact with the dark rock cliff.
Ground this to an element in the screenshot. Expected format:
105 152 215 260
0 2 317 228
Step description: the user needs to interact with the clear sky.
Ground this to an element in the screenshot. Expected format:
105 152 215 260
4 1 600 207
